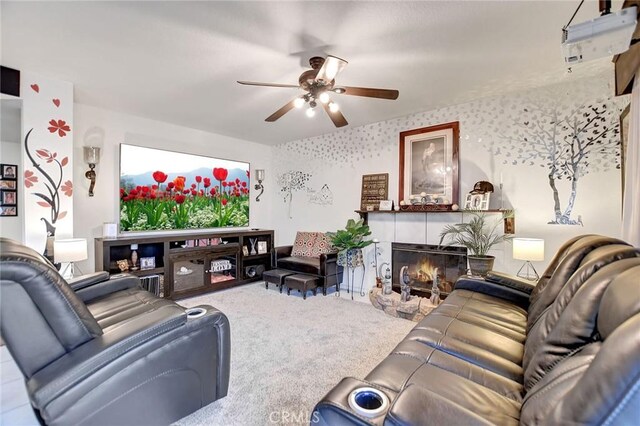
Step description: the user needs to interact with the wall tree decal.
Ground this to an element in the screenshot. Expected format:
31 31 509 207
498 101 619 225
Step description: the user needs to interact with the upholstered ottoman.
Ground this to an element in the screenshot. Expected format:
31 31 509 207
284 274 319 300
263 269 294 292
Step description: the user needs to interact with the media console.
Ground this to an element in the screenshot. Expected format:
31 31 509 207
95 229 274 299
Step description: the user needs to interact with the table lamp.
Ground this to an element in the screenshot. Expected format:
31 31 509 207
513 238 544 281
54 238 88 278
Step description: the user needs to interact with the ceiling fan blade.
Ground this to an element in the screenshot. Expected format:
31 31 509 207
315 55 348 84
265 98 298 122
237 81 299 89
339 86 399 100
322 103 348 128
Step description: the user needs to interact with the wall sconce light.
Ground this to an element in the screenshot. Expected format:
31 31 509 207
83 147 100 197
254 169 265 202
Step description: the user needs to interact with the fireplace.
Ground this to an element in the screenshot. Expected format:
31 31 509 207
392 243 467 298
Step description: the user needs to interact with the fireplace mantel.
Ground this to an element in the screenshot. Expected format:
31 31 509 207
356 209 512 225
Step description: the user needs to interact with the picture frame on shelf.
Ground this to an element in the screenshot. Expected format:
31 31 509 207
399 122 459 205
257 241 268 254
464 193 490 211
379 200 393 211
1 164 17 179
242 246 249 256
140 257 156 270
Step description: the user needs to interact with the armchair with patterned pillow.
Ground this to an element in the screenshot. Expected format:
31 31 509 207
274 232 343 295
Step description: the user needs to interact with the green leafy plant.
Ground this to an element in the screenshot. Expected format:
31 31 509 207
439 213 512 257
326 218 374 254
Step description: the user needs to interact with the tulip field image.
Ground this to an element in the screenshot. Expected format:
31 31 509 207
119 144 250 231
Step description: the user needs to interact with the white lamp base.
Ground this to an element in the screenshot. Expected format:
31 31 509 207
516 261 539 281
60 262 83 279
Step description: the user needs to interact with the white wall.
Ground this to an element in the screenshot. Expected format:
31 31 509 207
0 99 24 242
73 104 274 273
271 72 628 295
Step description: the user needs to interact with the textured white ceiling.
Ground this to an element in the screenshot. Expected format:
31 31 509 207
1 1 618 145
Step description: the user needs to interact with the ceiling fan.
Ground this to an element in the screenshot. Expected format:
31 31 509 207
237 55 399 128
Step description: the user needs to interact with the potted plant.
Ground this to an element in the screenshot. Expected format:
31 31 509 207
327 218 374 268
439 213 512 277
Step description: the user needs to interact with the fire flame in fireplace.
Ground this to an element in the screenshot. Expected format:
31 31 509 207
416 258 438 282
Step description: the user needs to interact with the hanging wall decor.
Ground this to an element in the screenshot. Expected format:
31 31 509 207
495 102 619 225
0 163 18 217
308 184 333 205
277 171 311 218
399 122 460 206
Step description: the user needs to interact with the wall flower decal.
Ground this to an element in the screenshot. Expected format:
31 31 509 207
30 84 39 93
24 170 39 188
47 119 71 137
24 129 70 260
61 180 73 197
52 98 60 107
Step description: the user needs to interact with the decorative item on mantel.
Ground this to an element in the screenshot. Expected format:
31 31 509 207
439 212 513 277
360 173 389 211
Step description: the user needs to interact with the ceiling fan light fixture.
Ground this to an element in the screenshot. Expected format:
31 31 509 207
293 97 305 109
328 102 340 113
318 92 331 104
333 87 346 94
305 107 316 118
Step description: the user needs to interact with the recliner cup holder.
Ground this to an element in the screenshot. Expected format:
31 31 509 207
348 387 389 418
186 307 207 319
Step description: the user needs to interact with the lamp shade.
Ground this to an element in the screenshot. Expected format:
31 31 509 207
512 238 545 261
83 146 100 164
54 238 88 263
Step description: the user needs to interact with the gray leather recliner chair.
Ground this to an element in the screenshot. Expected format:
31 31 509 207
0 238 230 425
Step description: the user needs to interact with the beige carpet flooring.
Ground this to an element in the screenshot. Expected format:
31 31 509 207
174 282 415 426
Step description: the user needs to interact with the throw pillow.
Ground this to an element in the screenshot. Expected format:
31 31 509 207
291 232 317 257
311 232 336 257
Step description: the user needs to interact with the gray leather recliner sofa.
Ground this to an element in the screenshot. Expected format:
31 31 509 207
0 238 230 425
313 235 640 425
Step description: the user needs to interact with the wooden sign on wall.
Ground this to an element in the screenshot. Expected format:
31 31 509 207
360 173 389 211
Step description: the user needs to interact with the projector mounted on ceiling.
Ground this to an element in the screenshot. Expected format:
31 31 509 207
562 6 637 64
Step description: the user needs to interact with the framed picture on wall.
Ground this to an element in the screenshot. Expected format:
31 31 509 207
1 190 17 205
0 180 16 189
1 164 17 179
399 122 459 204
0 206 17 216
